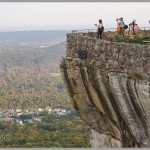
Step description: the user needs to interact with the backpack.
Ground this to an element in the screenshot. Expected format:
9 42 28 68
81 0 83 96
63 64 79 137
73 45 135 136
124 25 128 29
77 50 87 59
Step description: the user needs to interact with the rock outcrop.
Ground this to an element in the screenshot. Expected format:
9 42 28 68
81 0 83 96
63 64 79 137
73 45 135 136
60 32 150 147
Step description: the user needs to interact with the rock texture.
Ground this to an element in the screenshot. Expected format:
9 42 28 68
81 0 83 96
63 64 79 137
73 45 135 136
60 32 150 147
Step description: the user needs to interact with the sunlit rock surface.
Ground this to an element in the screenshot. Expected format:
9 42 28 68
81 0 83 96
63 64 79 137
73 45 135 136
60 32 150 147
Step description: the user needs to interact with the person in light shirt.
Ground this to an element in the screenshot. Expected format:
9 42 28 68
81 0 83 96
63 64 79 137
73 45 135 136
116 17 125 36
94 19 104 39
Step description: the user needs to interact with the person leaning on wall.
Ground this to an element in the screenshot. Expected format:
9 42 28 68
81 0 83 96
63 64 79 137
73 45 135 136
94 19 104 39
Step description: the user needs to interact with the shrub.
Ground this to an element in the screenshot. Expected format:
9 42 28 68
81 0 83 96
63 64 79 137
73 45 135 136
109 34 150 45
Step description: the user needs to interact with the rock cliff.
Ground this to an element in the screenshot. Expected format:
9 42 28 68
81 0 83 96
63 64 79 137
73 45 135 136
60 32 150 147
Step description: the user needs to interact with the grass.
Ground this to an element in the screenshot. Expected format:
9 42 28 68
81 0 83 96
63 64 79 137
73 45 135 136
107 34 150 45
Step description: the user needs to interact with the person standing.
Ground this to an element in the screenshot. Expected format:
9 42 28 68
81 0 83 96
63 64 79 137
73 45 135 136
95 19 104 39
116 17 125 36
116 19 120 33
129 19 139 34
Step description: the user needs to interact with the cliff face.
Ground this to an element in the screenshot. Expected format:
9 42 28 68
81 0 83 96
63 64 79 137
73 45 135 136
60 32 150 147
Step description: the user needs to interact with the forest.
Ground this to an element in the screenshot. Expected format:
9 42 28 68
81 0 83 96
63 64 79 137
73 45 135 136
0 41 71 109
0 110 91 147
0 30 91 148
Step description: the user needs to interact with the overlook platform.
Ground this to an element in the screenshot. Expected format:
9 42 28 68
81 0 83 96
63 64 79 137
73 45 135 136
70 29 150 40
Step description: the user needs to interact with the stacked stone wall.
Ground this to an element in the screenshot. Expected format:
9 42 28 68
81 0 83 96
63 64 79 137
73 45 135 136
66 33 150 79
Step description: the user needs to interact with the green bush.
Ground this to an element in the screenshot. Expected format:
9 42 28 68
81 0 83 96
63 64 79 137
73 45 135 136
110 34 150 45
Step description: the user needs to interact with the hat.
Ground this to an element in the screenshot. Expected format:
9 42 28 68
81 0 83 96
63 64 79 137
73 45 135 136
132 19 136 22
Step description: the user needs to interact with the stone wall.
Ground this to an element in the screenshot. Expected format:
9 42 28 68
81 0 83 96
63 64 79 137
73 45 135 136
66 33 150 79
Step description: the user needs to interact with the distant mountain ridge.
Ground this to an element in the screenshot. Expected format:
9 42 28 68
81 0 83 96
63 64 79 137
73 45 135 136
0 41 66 68
0 30 69 42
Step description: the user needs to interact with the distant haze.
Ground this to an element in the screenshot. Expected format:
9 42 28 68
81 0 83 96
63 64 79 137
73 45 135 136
0 2 149 31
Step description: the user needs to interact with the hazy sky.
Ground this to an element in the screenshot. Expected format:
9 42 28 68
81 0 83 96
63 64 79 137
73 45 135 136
0 2 149 31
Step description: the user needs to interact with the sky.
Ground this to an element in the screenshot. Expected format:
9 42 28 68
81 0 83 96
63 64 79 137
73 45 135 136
0 2 149 31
